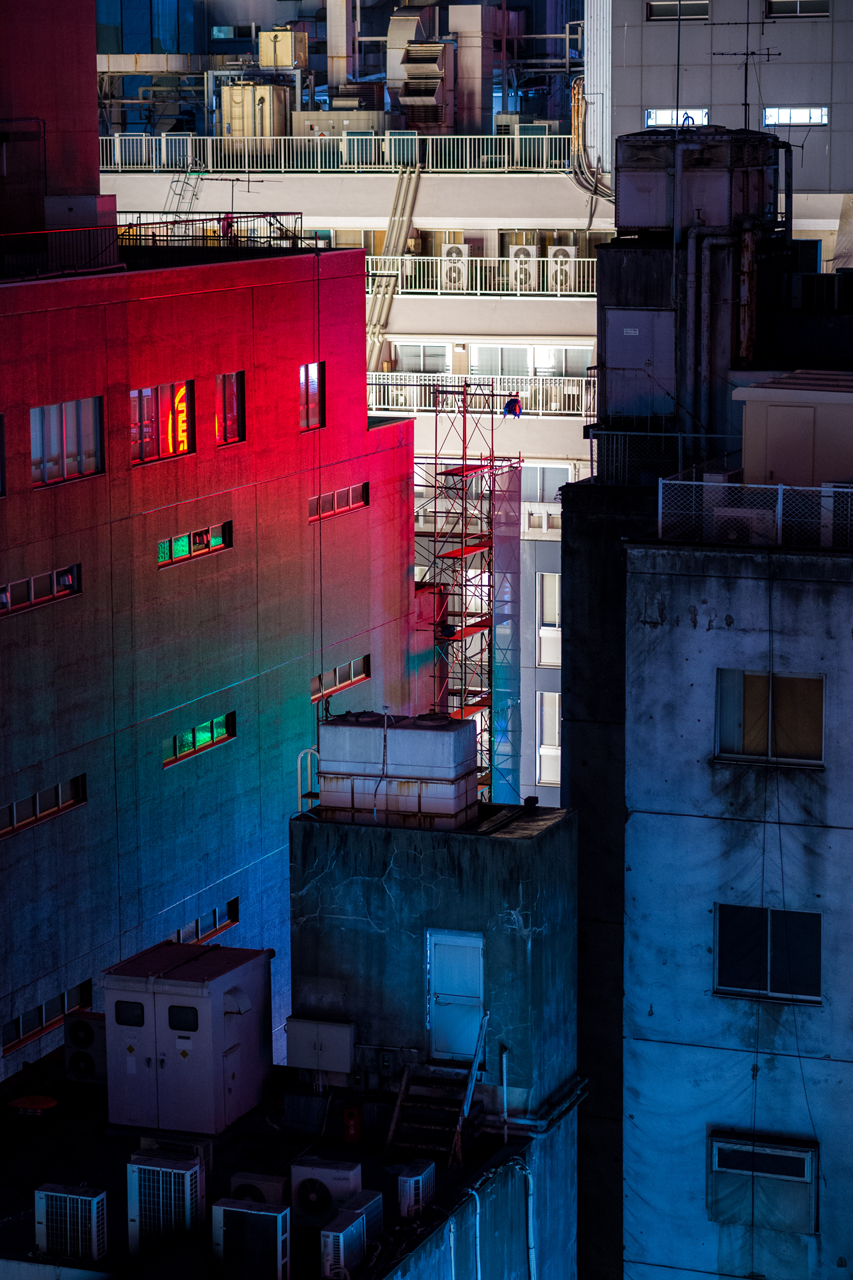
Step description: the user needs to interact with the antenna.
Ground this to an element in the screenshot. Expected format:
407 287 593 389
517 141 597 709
712 46 781 131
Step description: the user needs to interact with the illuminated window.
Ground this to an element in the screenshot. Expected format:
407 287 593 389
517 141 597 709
645 108 710 127
766 0 828 14
764 106 828 127
300 362 325 430
175 897 239 944
130 381 194 464
30 397 103 485
0 564 80 616
215 371 245 445
716 669 824 762
162 713 236 766
646 1 708 16
158 522 231 566
0 775 86 841
537 691 561 785
310 654 370 702
2 979 92 1056
538 573 561 667
308 482 368 521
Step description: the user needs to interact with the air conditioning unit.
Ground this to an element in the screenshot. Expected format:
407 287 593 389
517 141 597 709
509 244 539 292
212 1199 290 1279
441 243 469 291
290 1158 361 1227
398 1160 435 1218
320 1209 366 1278
35 1185 107 1261
65 1009 107 1083
127 1154 205 1255
547 244 578 293
230 1171 288 1205
343 1189 384 1239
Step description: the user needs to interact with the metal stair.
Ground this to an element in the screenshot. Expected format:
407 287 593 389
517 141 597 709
163 166 205 217
366 164 421 372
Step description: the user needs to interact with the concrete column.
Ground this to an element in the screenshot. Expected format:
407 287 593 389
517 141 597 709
327 0 353 94
449 5 494 135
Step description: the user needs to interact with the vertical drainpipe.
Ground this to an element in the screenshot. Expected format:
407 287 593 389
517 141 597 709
700 235 735 435
686 227 699 433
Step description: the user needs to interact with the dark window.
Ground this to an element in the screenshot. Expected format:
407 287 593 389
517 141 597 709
162 712 236 766
131 381 194 463
766 0 828 14
158 522 231 566
299 362 325 430
716 1146 809 1179
30 398 103 485
310 653 371 703
169 1004 199 1032
716 905 821 1000
309 481 369 521
0 774 86 840
708 1136 817 1233
0 565 80 617
3 978 92 1056
115 1000 145 1027
647 0 709 16
216 372 245 444
174 895 239 944
717 670 824 762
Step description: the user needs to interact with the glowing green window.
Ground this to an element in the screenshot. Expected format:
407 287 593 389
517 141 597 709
162 713 235 766
195 721 213 749
176 730 194 755
209 524 224 549
172 533 191 559
158 539 171 563
212 715 228 741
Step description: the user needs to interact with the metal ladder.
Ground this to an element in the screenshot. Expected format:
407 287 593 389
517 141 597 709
163 166 204 217
366 164 421 373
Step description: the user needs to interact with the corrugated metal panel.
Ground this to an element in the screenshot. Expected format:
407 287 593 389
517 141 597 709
583 0 612 174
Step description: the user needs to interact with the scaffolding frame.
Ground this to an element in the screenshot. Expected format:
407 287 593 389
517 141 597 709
415 379 521 799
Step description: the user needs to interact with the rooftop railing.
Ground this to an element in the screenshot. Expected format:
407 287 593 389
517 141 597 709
590 430 740 487
367 372 594 418
100 132 573 175
366 255 596 297
659 478 853 549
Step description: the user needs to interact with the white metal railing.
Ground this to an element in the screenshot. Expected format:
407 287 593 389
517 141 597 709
659 478 853 549
366 255 596 297
99 133 573 174
367 373 594 418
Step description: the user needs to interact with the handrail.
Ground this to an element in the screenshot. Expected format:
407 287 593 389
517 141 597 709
462 1011 489 1120
368 372 595 418
365 254 596 297
659 476 853 549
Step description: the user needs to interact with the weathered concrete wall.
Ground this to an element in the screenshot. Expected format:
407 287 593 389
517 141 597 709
0 251 414 1078
624 544 853 1280
288 809 576 1112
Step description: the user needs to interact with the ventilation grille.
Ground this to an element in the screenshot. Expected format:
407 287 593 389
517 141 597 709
138 1167 198 1238
43 1193 106 1260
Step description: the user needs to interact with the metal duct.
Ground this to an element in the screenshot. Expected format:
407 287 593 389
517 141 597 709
583 0 611 174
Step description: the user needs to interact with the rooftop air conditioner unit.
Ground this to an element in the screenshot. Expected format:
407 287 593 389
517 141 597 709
230 1172 289 1204
64 1009 107 1083
35 1185 107 1261
509 243 539 292
127 1154 205 1255
212 1199 290 1279
343 1189 384 1239
320 1209 366 1278
290 1158 361 1227
441 243 469 292
547 244 578 293
398 1160 435 1218
495 112 520 135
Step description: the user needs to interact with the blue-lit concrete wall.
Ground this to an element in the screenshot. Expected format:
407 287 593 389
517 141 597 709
0 250 414 1079
624 545 853 1280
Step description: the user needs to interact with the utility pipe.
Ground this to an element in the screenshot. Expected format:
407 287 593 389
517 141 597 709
469 1187 482 1280
700 234 735 433
501 1046 508 1145
507 1159 537 1280
686 225 731 436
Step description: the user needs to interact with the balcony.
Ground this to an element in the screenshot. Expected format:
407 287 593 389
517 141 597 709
99 133 573 175
368 373 595 418
366 255 595 297
659 478 853 549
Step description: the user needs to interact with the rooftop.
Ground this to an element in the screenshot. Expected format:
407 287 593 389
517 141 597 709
102 941 268 985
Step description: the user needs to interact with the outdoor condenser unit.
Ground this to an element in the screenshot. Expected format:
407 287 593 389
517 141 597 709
127 1154 205 1254
230 1171 288 1204
441 242 469 291
320 1209 366 1278
64 1009 107 1083
290 1157 361 1227
212 1199 290 1279
398 1160 435 1217
343 1189 384 1239
509 243 539 292
547 245 578 292
35 1185 107 1261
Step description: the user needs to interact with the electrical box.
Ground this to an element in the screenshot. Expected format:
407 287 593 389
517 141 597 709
259 29 308 68
285 1018 354 1072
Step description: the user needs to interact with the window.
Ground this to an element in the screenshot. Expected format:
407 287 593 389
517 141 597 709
766 0 828 14
158 523 231 566
0 564 80 616
0 775 86 840
299 362 325 430
162 713 235 766
764 106 828 127
115 1000 145 1027
130 381 194 463
716 670 824 763
310 654 370 703
715 904 821 1002
537 691 561 785
646 1 709 16
3 979 92 1056
538 574 561 667
707 1135 817 1233
645 108 710 127
470 345 530 378
211 24 253 37
215 372 245 444
394 344 449 374
309 482 369 521
168 1005 199 1032
175 897 239 944
533 347 593 378
30 397 103 485
522 466 571 503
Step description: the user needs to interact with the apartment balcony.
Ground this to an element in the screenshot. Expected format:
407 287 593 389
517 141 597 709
99 133 573 175
366 255 595 297
658 478 853 549
367 373 595 418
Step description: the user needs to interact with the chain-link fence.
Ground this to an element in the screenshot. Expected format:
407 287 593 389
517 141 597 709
659 480 853 549
590 431 741 487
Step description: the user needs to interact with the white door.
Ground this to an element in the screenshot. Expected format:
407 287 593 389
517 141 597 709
107 992 158 1128
153 995 211 1133
428 931 484 1061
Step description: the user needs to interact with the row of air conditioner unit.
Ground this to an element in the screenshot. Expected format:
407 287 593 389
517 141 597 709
439 243 580 292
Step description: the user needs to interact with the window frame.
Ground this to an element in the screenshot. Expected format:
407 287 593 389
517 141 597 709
299 361 325 431
157 522 231 568
130 380 195 465
707 1132 818 1234
763 106 829 127
646 0 709 19
215 371 246 445
537 690 561 786
30 396 104 487
715 668 825 766
162 712 236 767
645 108 710 127
537 572 561 668
175 897 239 944
765 0 829 15
2 979 93 1057
310 653 371 703
0 564 81 617
714 903 822 1004
0 775 87 841
309 482 369 522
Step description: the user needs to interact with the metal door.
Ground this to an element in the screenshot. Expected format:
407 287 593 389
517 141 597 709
108 992 158 1128
427 930 483 1061
153 994 209 1133
604 308 676 422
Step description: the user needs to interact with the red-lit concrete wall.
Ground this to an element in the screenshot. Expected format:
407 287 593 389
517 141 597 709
0 248 415 1075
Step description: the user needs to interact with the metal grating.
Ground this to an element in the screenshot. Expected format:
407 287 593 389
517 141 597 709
42 1192 105 1260
138 1166 198 1239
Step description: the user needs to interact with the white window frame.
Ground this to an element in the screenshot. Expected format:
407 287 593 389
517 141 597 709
715 668 825 766
712 1140 813 1184
645 108 710 128
537 691 561 786
537 573 561 668
763 106 828 127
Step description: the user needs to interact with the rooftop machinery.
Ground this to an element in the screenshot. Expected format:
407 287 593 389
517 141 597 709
415 384 521 802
